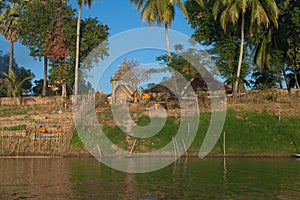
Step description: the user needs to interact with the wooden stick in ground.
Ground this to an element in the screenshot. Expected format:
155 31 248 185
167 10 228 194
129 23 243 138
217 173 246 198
172 136 177 160
174 137 180 157
16 137 20 157
97 144 103 157
0 136 3 152
223 132 226 157
182 139 188 156
129 139 137 157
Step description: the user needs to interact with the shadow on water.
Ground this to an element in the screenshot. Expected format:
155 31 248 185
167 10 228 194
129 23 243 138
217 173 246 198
0 157 299 199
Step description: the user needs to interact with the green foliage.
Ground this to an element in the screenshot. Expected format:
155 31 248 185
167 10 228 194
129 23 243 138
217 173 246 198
0 52 35 97
130 0 188 28
186 0 250 89
20 1 109 96
32 79 56 96
0 0 25 43
250 68 278 90
252 0 300 89
71 18 109 68
20 0 74 59
1 69 33 98
70 130 85 150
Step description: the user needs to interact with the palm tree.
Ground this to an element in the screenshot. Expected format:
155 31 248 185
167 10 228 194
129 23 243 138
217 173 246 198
253 0 290 90
130 0 188 60
211 0 279 97
0 0 24 78
74 0 96 99
1 69 33 98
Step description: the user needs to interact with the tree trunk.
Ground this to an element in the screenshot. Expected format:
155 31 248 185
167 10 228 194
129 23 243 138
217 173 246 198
282 68 290 92
9 41 14 77
233 13 245 97
42 56 48 96
278 72 283 89
293 67 300 88
165 24 179 96
74 4 82 102
165 24 171 62
62 82 67 98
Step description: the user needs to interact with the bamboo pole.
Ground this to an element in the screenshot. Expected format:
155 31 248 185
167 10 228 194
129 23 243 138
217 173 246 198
129 139 137 157
223 132 226 157
174 137 180 157
16 137 20 157
97 144 103 157
182 139 188 156
172 136 177 160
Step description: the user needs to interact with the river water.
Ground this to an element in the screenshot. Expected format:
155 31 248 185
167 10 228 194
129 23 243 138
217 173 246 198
0 157 299 199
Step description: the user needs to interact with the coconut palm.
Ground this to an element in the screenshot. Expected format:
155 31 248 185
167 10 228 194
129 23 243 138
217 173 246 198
0 0 24 78
130 0 188 60
253 0 290 89
74 0 96 99
211 0 279 97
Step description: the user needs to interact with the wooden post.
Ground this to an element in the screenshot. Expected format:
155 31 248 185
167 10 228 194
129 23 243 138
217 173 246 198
110 78 118 104
16 137 20 157
172 136 177 160
223 132 226 157
182 140 188 157
97 144 103 157
174 137 180 157
129 139 137 157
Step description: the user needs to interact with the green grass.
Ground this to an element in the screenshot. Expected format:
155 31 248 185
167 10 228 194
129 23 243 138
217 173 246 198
1 124 27 131
70 131 85 151
189 110 300 155
70 110 300 155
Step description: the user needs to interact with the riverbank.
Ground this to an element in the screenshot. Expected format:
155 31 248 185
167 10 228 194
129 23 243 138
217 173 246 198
0 90 299 157
69 109 300 157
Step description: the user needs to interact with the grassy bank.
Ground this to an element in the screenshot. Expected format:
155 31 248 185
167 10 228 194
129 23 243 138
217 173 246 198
70 109 300 156
190 110 300 155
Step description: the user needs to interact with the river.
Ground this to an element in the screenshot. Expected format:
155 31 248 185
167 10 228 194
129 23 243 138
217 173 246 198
0 157 299 199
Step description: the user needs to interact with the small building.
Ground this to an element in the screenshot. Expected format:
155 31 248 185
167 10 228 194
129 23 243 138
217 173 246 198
110 58 137 104
115 84 135 103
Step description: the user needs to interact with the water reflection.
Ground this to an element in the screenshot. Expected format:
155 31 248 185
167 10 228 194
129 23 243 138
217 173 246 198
0 158 299 199
0 158 73 199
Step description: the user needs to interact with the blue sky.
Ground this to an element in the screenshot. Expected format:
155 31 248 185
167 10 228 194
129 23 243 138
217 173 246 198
0 0 194 93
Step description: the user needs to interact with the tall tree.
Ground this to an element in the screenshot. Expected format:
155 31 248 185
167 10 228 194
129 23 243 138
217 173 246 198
48 17 109 97
209 0 279 96
20 0 73 96
286 0 300 88
186 0 252 92
0 0 25 78
74 0 96 100
253 0 299 90
130 0 188 60
45 3 70 97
